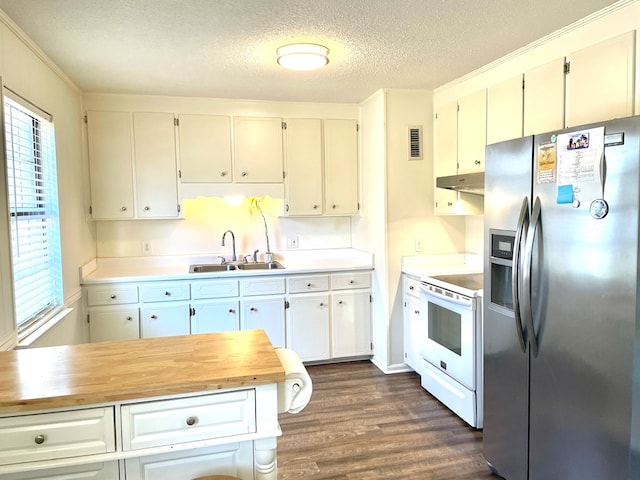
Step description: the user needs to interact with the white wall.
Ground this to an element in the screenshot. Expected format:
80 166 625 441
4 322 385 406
0 13 95 347
83 93 359 258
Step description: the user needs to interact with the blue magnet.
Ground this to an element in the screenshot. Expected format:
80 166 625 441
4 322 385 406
557 184 573 204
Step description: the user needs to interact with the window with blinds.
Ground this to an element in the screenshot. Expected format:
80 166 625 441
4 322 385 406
4 92 63 334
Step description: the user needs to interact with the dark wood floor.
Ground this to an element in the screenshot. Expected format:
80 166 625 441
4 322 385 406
277 361 496 480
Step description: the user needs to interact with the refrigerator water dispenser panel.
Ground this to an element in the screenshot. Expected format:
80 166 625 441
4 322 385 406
490 230 515 310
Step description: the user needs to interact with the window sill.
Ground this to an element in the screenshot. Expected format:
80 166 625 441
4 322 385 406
16 307 74 348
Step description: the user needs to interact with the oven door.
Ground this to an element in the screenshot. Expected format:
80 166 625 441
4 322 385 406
420 286 477 390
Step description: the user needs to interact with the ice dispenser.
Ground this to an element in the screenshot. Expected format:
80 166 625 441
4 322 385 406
489 230 515 310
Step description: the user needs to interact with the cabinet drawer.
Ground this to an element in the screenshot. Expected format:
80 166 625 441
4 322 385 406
0 407 115 466
191 280 239 300
139 282 190 302
2 461 119 480
241 278 285 296
121 390 256 450
287 274 329 293
404 276 421 298
331 271 372 290
86 284 138 306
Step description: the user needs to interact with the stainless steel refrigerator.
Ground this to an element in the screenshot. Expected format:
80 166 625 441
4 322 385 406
483 115 640 480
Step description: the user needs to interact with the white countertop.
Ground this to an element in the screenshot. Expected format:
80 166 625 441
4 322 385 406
81 248 374 284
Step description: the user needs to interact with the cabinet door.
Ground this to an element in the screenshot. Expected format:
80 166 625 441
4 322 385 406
457 89 487 173
284 118 323 215
86 111 134 220
242 297 285 348
140 304 190 338
324 119 359 215
487 75 523 145
566 31 635 128
133 112 180 218
286 294 330 361
434 101 459 215
88 307 140 342
191 300 240 334
124 443 253 480
524 58 565 136
404 293 423 372
331 290 372 358
178 114 232 183
233 117 283 183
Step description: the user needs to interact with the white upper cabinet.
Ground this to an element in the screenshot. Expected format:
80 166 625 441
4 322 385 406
283 118 323 215
457 89 487 174
86 111 135 220
523 58 565 136
487 74 523 145
87 111 180 220
233 117 284 183
565 30 635 128
177 114 232 183
132 112 181 218
324 119 359 216
434 100 459 215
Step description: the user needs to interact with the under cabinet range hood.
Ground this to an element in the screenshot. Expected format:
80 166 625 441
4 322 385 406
436 172 484 195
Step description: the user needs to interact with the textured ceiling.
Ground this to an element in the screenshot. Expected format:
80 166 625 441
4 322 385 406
0 0 622 104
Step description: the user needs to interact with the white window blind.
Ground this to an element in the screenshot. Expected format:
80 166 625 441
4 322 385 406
4 91 62 332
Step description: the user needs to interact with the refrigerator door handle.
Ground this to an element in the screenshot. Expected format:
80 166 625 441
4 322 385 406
512 196 529 353
522 196 541 358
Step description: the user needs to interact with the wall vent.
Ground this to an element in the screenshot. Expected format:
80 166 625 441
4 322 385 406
408 125 423 160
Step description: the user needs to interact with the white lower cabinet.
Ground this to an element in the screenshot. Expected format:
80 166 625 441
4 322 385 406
403 274 423 372
141 303 190 338
84 269 372 360
242 297 286 348
124 442 254 480
2 461 119 480
286 293 331 362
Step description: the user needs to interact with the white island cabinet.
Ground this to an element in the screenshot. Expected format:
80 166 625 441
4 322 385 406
0 331 284 480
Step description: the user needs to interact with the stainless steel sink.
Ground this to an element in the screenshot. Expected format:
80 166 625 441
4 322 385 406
189 261 284 273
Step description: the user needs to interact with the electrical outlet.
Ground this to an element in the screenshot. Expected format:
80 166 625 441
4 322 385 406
415 238 423 252
287 236 299 248
142 240 152 255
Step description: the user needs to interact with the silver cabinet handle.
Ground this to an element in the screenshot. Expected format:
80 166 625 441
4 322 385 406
34 434 46 445
338 300 344 305
414 310 420 314
126 316 133 321
332 204 337 209
121 206 127 211
307 283 312 287
409 285 414 290
320 302 325 307
250 307 257 312
475 159 481 165
110 294 117 299
150 315 158 320
185 416 198 426
447 202 453 206
229 308 236 314
241 171 248 177
349 280 355 284
221 171 228 177
313 204 319 209
164 291 171 296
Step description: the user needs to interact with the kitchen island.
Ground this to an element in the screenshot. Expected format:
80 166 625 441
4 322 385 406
0 329 285 479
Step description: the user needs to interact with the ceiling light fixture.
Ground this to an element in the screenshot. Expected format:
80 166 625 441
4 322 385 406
276 43 329 71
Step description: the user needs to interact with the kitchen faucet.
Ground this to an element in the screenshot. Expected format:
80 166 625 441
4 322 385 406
221 230 237 262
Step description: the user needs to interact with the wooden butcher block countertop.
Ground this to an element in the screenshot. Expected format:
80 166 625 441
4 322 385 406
0 329 285 415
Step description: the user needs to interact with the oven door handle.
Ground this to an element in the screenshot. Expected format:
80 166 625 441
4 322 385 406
512 196 529 353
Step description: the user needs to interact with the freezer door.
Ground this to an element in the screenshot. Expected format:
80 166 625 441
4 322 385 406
528 117 640 479
483 136 533 480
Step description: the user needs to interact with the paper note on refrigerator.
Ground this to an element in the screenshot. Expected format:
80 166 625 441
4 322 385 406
556 127 605 185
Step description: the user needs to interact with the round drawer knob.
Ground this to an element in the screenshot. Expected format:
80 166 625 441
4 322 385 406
144 206 150 211
221 171 228 177
250 307 257 312
409 285 414 290
313 204 319 209
121 206 127 211
349 280 355 284
320 302 325 307
415 310 420 314
151 315 158 320
241 171 248 177
332 204 337 209
126 316 133 321
338 300 344 305
307 283 312 287
110 294 117 299
475 159 481 165
185 416 198 426
34 434 46 445
165 291 171 296
229 308 236 314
